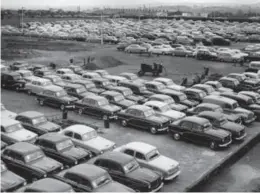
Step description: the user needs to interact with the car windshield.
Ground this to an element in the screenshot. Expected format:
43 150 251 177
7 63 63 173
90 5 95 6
23 72 33 77
32 116 47 125
1 164 7 173
165 97 174 104
56 139 74 152
123 160 139 173
165 80 174 86
97 99 109 106
5 123 23 133
123 89 132 96
247 99 254 105
160 104 171 112
199 92 207 98
56 90 67 97
219 117 228 125
203 122 212 131
76 87 87 94
143 109 155 117
179 94 187 101
157 84 166 90
92 173 112 188
82 130 97 141
146 149 160 161
114 94 124 101
25 151 44 163
232 103 239 109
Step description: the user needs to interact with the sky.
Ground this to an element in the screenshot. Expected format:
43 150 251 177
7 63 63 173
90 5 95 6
2 0 260 9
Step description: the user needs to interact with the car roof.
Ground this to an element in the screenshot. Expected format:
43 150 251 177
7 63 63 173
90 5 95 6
98 151 133 165
128 105 152 111
1 118 20 127
64 83 82 89
1 72 21 76
27 178 71 192
119 80 143 86
145 81 164 86
102 91 121 96
18 111 44 118
150 94 171 99
185 88 204 93
74 79 93 84
145 101 167 107
205 81 219 85
6 142 40 155
92 77 108 82
94 70 108 73
39 133 69 143
198 111 223 119
67 164 105 180
239 91 258 96
193 84 211 88
154 77 172 82
204 95 237 104
104 75 126 80
16 70 31 73
112 86 130 91
64 125 94 135
57 68 72 71
124 142 156 154
243 79 260 84
83 95 106 101
197 103 221 109
220 77 238 82
182 116 209 124
222 92 252 100
44 85 64 92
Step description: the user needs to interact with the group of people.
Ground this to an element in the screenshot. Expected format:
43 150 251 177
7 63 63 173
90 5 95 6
181 67 210 86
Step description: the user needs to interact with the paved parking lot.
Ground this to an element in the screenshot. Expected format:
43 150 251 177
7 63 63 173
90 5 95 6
2 89 260 192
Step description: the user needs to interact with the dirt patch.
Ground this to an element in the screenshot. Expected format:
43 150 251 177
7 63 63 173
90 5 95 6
1 48 42 60
100 56 124 68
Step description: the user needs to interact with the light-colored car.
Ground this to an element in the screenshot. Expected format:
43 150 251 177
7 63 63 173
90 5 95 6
103 75 127 86
149 45 174 55
243 72 260 80
94 70 109 77
1 118 38 145
60 125 116 155
231 49 248 58
125 44 147 53
82 72 101 80
25 77 53 95
204 81 233 93
56 68 74 76
43 75 67 88
227 73 247 82
218 51 243 62
172 47 193 57
119 72 147 84
153 77 186 92
192 84 220 96
61 73 82 83
1 103 17 119
114 142 180 180
16 70 36 83
144 101 186 122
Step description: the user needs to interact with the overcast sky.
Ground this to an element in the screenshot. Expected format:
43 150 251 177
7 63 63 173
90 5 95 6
2 0 260 9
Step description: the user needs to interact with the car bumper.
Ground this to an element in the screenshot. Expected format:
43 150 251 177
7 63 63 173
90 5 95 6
234 132 247 140
164 170 181 181
157 127 168 132
218 139 232 147
109 115 118 120
151 182 164 192
244 116 256 124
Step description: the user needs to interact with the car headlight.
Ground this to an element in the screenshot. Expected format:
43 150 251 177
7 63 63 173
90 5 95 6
60 165 64 170
68 101 70 105
100 151 104 154
148 184 151 189
23 181 27 186
113 145 116 149
74 161 78 165
43 174 47 178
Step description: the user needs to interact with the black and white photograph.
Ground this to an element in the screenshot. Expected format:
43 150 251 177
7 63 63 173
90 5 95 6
1 0 260 192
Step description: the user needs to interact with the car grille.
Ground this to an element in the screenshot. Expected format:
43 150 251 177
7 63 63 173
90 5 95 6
223 135 231 143
235 118 242 124
150 178 162 191
247 112 254 120
237 129 245 137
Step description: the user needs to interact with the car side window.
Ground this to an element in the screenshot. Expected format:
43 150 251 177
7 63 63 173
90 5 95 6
153 106 160 112
192 123 202 131
39 140 54 150
74 133 82 140
180 121 192 129
135 152 146 160
1 126 6 132
95 159 108 169
64 131 73 137
108 161 122 172
124 149 135 156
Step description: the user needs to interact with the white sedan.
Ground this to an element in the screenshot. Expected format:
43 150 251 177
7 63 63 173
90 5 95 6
149 45 174 55
243 72 260 80
153 77 186 92
114 142 180 181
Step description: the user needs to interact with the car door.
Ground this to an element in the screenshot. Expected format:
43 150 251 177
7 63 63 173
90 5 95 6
134 151 150 169
190 122 206 144
17 116 43 135
65 174 91 192
179 121 193 141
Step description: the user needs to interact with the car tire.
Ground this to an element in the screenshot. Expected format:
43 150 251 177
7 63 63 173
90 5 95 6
121 120 127 127
39 99 44 106
210 141 216 150
60 104 65 111
150 127 157 134
78 108 83 115
173 133 181 141
27 90 32 95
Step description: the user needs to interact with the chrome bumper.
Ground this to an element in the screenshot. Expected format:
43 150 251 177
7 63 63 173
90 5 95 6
218 139 232 147
235 132 247 140
164 170 181 181
151 182 164 192
244 116 256 124
157 127 168 132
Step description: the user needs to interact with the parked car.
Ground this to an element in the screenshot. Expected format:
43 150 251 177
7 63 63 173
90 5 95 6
117 42 131 51
17 178 74 192
82 72 101 80
239 91 260 105
56 68 74 76
203 95 256 125
1 141 7 150
61 125 116 155
125 44 147 53
34 69 53 78
36 85 78 111
15 111 61 136
168 116 232 150
61 73 82 83
153 77 186 92
148 94 188 112
1 161 26 192
25 77 53 95
1 72 26 91
186 103 242 124
238 79 260 92
9 61 30 71
94 152 164 192
204 81 233 93
1 118 38 145
75 95 121 120
219 77 240 92
226 73 247 83
43 75 67 88
117 105 171 134
243 72 260 80
191 84 220 96
73 79 105 94
101 91 136 109
53 164 133 192
1 103 17 119
184 88 207 104
172 47 193 57
211 37 231 46
91 78 114 90
218 52 243 63
149 45 174 55
68 65 85 75
35 133 91 167
114 142 180 181
1 142 64 181
119 72 146 83
144 101 186 122
16 70 36 83
94 70 109 77
198 111 246 141
110 86 147 104
64 83 92 99
196 49 218 61
118 80 154 98
103 75 127 86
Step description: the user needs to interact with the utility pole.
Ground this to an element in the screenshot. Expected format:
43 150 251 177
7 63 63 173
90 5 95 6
101 12 103 45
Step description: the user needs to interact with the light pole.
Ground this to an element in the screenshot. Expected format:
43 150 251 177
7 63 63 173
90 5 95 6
21 7 24 33
101 12 103 45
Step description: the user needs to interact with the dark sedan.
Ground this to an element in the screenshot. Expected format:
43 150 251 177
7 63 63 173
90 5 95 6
183 88 207 104
35 133 92 167
168 116 232 150
1 142 64 181
117 105 171 134
53 163 134 192
64 83 93 99
94 152 164 192
198 111 247 141
73 79 105 94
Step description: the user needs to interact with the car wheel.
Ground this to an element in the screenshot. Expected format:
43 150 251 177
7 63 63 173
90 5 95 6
210 141 216 150
27 90 32 95
39 99 44 106
173 133 181 141
150 127 157 134
60 104 65 111
103 115 108 120
78 108 83 115
121 120 127 127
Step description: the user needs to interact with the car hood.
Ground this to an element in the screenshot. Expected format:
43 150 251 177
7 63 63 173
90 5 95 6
62 147 89 160
234 107 252 115
83 136 115 152
89 88 105 94
128 167 159 183
1 171 25 191
31 157 62 173
36 121 60 132
223 113 240 122
7 129 37 142
147 115 170 124
221 122 244 132
95 181 133 192
248 104 260 110
182 99 198 107
117 99 136 108
126 95 144 102
170 103 188 112
162 110 186 120
204 128 229 139
148 155 179 172
60 96 77 102
167 85 186 91
218 87 233 93
1 110 17 119
102 105 121 112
